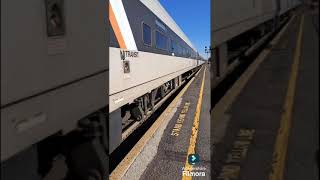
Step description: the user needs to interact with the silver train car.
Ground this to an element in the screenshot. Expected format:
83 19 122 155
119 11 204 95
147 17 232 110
211 0 301 88
109 0 204 153
1 0 109 180
1 0 204 179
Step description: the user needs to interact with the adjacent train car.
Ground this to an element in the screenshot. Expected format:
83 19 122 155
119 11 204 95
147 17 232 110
1 0 204 179
1 0 109 179
211 0 301 89
280 0 302 15
109 0 204 153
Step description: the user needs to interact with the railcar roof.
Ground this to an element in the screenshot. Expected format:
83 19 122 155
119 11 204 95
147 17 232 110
140 0 197 52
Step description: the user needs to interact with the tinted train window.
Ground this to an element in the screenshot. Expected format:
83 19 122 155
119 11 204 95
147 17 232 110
155 19 167 32
156 31 167 50
143 23 151 46
183 47 186 57
181 47 185 57
171 39 178 54
177 44 182 56
170 39 174 51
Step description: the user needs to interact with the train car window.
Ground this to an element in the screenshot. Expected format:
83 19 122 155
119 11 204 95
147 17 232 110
143 23 151 46
183 47 186 57
170 39 173 51
181 47 185 57
155 19 167 32
176 43 179 55
175 43 180 55
155 31 168 50
180 45 184 56
171 39 178 54
178 45 183 56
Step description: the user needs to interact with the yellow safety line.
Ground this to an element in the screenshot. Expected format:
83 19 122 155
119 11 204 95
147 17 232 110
182 66 207 180
269 15 304 180
110 66 204 180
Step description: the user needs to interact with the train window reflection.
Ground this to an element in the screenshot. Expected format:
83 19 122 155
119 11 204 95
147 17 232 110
156 31 167 50
143 23 151 46
171 39 178 54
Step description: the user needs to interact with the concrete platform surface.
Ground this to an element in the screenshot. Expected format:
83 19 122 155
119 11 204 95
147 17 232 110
212 7 318 180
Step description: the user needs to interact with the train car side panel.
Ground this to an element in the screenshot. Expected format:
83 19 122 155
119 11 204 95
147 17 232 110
213 0 277 47
109 47 198 112
1 0 108 162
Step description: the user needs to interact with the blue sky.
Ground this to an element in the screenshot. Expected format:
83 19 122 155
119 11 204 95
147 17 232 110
159 0 210 58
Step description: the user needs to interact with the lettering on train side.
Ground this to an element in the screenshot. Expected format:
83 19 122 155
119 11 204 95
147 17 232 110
120 50 139 60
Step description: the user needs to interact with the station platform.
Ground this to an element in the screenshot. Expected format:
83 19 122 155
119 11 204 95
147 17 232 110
110 64 211 180
212 6 319 180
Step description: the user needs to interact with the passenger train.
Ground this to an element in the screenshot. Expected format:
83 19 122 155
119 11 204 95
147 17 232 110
1 0 204 179
109 0 205 152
